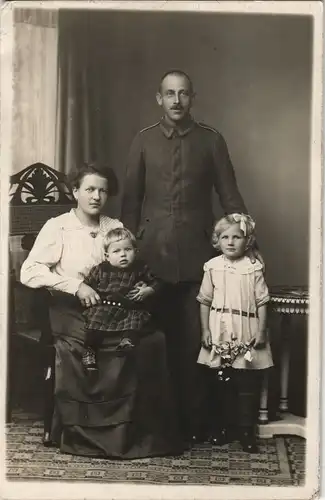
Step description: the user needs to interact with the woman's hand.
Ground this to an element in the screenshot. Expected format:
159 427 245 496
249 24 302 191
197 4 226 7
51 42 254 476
254 331 266 350
201 329 212 349
127 282 154 302
76 282 101 308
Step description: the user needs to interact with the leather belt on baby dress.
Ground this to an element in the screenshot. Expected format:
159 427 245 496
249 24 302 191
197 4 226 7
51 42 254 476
101 297 145 311
211 307 256 318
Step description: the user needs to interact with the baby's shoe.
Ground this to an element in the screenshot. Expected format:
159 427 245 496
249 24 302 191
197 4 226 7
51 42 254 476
116 337 135 351
82 348 98 371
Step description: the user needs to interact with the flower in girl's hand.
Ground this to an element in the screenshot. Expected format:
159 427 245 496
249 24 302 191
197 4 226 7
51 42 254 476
244 350 253 362
213 334 256 381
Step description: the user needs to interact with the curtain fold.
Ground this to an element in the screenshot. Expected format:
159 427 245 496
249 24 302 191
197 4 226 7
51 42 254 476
12 8 59 175
55 12 111 175
56 14 87 174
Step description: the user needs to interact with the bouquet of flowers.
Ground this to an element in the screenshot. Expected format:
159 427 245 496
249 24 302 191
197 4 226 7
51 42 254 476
212 335 256 382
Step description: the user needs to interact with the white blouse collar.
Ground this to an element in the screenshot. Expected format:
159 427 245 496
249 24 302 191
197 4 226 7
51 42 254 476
66 209 111 233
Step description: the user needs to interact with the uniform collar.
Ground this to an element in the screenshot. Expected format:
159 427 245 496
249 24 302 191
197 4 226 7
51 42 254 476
159 115 196 138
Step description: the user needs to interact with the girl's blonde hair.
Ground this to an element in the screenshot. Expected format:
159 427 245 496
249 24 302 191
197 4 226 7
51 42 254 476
103 227 137 252
211 213 256 252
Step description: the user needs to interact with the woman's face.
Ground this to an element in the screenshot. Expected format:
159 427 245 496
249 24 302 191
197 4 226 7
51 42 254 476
73 173 109 216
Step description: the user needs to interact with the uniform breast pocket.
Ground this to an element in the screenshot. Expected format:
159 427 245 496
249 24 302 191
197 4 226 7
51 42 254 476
137 217 152 240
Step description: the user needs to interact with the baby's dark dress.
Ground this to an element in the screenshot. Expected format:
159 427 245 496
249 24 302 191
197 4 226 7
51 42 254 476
83 260 160 349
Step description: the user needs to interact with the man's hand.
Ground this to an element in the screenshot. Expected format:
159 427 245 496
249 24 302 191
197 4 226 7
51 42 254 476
201 329 212 349
76 283 101 308
247 248 265 271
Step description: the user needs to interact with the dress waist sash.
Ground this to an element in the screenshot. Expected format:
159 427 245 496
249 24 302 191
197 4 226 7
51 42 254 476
211 306 256 318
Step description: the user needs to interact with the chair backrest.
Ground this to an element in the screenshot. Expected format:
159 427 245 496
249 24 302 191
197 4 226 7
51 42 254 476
9 163 76 334
10 162 75 236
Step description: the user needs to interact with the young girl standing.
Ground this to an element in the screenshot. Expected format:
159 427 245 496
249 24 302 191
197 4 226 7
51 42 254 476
197 213 273 453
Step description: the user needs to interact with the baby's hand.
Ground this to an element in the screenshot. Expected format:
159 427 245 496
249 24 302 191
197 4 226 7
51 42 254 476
125 282 144 299
201 329 212 349
127 283 154 302
254 331 266 350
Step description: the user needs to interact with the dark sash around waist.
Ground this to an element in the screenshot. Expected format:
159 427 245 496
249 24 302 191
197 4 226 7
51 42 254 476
101 294 146 311
211 306 256 318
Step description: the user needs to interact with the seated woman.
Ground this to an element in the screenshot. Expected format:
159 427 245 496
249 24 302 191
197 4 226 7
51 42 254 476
20 162 184 459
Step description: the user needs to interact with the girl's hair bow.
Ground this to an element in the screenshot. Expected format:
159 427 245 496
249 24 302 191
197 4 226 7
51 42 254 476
232 213 256 236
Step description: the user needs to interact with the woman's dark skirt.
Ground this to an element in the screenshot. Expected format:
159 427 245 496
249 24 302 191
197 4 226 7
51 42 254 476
49 299 184 459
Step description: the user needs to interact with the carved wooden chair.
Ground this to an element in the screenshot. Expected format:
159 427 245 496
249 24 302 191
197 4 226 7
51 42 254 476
8 163 75 443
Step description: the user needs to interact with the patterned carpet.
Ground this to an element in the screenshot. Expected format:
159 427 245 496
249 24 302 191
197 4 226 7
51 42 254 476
6 410 305 485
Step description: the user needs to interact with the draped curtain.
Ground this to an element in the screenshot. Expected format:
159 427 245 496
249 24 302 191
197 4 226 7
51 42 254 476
11 9 109 176
56 13 111 175
12 8 59 175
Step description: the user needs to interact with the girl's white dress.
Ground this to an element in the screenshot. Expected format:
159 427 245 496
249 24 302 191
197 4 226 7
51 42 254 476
197 255 273 370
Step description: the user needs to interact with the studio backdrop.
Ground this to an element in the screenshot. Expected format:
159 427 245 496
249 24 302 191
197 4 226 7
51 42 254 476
10 6 312 417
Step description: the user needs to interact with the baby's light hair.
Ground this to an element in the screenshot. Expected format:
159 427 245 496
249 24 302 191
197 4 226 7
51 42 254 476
103 227 137 252
211 213 256 252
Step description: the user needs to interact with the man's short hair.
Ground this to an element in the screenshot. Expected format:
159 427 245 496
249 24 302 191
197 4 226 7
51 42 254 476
158 70 194 94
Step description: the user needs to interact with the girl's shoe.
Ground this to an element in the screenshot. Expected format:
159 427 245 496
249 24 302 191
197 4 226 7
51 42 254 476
239 428 258 453
209 428 230 446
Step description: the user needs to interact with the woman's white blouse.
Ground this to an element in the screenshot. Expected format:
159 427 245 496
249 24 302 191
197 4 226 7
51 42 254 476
20 209 123 295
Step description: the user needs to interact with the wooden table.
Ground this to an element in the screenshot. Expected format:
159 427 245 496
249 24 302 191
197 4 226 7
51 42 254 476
257 286 308 439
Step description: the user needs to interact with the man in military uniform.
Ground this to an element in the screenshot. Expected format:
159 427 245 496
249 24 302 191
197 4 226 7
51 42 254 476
121 70 249 444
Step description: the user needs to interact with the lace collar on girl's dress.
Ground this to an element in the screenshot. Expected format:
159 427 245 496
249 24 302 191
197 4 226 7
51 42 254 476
204 255 264 275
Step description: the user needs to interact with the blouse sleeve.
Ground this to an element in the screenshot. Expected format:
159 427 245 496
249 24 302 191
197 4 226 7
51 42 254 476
255 270 270 307
20 218 83 295
197 264 214 306
83 265 101 291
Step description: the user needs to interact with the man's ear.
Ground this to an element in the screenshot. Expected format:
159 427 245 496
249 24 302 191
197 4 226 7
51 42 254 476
156 92 163 106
